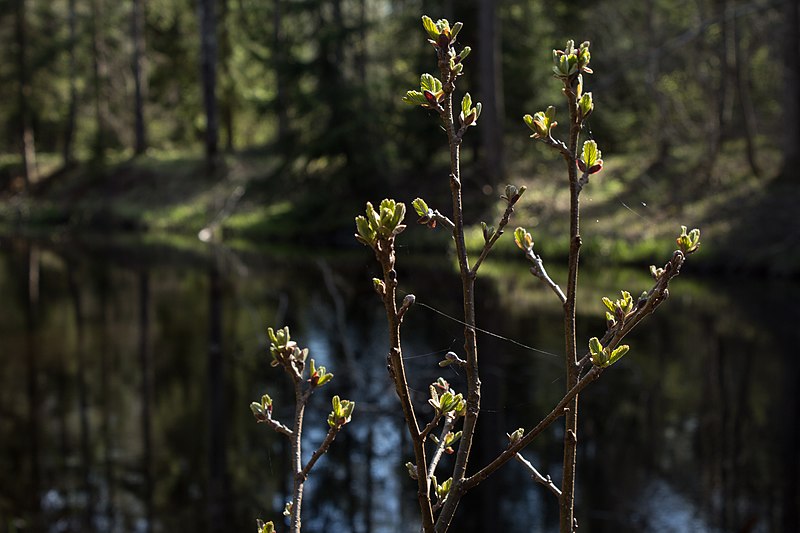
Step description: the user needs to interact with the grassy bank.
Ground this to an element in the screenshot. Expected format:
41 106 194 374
0 143 795 276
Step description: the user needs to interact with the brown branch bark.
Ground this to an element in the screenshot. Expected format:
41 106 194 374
560 75 583 533
375 239 434 531
434 46 482 533
289 381 306 533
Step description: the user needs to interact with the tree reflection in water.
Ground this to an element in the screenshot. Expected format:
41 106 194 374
0 237 795 532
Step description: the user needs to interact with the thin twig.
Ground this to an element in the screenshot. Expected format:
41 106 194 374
420 413 443 440
525 249 567 304
515 452 562 498
461 366 603 492
471 199 520 275
577 249 687 371
298 425 341 481
260 417 293 438
427 414 456 480
431 209 455 230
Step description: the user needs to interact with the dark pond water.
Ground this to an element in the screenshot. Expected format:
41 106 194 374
0 235 797 533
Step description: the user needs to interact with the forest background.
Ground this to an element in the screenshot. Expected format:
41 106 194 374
0 0 797 274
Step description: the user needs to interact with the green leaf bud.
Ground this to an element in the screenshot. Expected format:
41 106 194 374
372 278 386 296
578 140 603 174
578 92 593 119
589 337 605 367
676 225 701 254
412 198 429 217
421 15 439 40
257 519 276 533
508 427 524 445
608 344 630 366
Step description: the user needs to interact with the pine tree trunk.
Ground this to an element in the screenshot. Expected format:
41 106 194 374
15 0 38 188
132 0 148 155
197 0 219 163
478 0 505 185
63 0 78 167
781 0 800 178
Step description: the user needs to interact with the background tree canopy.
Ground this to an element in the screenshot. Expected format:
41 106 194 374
0 0 797 273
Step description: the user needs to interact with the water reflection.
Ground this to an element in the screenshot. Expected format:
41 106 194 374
0 236 796 532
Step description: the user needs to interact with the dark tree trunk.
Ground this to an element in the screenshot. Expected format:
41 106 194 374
197 0 219 164
478 0 505 185
780 0 800 179
207 261 231 532
138 273 154 533
732 14 760 177
24 244 41 527
273 0 290 144
219 0 234 151
132 0 148 155
15 0 38 187
63 0 78 166
90 0 109 160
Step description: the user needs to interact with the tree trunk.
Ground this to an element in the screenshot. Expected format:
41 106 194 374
219 0 234 151
273 0 290 144
780 0 800 178
478 0 505 185
197 0 219 164
63 0 78 167
132 0 148 155
732 14 760 177
138 272 154 533
207 260 231 531
90 0 109 160
15 0 38 188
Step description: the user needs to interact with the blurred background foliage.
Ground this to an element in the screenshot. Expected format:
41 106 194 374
0 0 797 273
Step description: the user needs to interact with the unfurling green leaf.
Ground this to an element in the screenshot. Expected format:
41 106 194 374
578 92 594 119
650 265 665 279
524 106 557 139
514 227 534 251
589 337 606 366
676 225 701 254
308 359 333 387
257 519 275 533
355 199 407 247
508 427 524 445
590 336 631 368
608 345 630 366
402 90 428 106
328 395 355 427
480 221 495 243
421 15 439 40
459 93 481 127
420 73 441 93
404 74 444 109
372 278 386 296
578 140 603 174
405 461 418 479
552 39 592 79
412 198 429 217
435 477 453 500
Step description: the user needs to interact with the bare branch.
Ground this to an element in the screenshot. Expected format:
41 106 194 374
259 417 293 438
461 366 603 492
427 415 456 480
524 248 567 304
298 425 341 482
471 198 521 275
420 413 443 441
515 452 561 498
